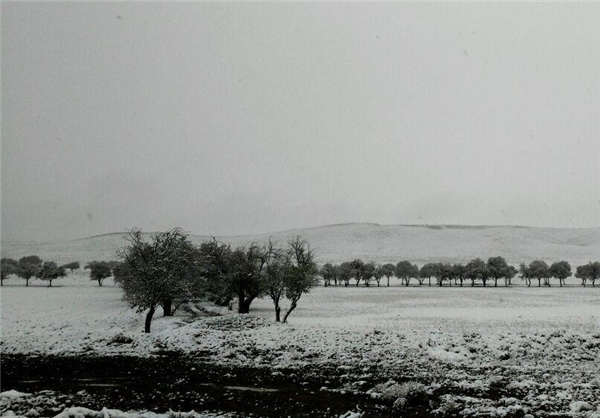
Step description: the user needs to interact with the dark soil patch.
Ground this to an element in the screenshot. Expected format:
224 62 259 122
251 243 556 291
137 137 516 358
1 354 437 418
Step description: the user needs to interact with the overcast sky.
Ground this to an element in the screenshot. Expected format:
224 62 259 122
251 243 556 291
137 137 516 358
2 3 599 243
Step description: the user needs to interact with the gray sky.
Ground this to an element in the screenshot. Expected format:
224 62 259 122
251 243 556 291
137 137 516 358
2 2 599 243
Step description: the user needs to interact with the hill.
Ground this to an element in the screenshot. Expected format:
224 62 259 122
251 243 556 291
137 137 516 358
1 223 598 267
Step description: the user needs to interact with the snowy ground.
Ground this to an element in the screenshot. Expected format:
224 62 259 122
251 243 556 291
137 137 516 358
1 272 600 417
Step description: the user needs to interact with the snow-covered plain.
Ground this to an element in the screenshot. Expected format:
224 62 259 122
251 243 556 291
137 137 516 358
2 272 599 417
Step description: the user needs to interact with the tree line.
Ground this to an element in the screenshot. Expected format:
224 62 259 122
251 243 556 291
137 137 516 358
112 229 319 332
319 258 600 288
3 239 598 334
1 230 320 333
0 256 80 287
0 257 120 287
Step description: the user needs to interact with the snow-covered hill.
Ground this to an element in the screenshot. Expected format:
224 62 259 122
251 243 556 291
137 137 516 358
2 223 599 267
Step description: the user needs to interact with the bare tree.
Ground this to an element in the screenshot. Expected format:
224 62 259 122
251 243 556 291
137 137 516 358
396 261 418 287
487 257 516 287
575 262 600 287
320 263 337 287
436 263 453 286
16 256 43 287
231 243 272 314
281 237 319 323
528 260 549 287
452 263 467 287
1 258 18 286
85 261 112 286
362 262 376 287
350 259 365 287
116 228 201 333
261 240 288 322
465 258 488 287
36 261 66 287
519 262 532 287
372 265 384 287
549 261 571 287
339 262 352 287
419 263 439 287
380 263 396 287
197 239 234 306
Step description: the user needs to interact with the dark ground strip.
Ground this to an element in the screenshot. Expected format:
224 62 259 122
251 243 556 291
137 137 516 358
1 354 439 418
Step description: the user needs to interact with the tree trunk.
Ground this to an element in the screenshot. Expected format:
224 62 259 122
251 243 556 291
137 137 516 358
98 279 103 287
238 295 254 314
239 301 250 314
48 279 53 287
145 305 156 333
428 277 431 287
26 278 30 287
387 277 390 287
238 289 249 313
494 278 498 287
275 305 281 322
283 300 298 323
162 298 173 316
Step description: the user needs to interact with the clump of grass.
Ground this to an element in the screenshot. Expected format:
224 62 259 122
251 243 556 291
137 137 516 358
108 332 133 345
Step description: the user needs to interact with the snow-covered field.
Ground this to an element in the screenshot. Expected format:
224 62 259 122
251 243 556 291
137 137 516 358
2 272 599 417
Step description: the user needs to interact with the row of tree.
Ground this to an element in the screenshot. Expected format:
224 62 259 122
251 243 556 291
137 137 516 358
319 258 600 288
2 230 320 333
0 256 80 287
0 257 118 287
1 256 156 289
113 229 319 332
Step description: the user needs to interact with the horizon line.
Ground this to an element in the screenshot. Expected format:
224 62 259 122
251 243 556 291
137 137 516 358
2 222 599 245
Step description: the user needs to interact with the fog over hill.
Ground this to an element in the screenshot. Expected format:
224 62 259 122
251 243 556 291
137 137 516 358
2 223 598 268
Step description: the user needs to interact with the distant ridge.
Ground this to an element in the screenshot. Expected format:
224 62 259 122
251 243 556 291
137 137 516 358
2 223 598 267
12 222 590 244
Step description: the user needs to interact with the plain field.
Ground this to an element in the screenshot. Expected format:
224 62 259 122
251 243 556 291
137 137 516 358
1 272 599 354
2 272 599 417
